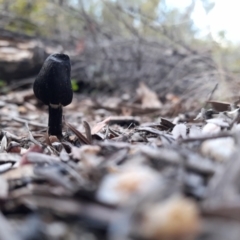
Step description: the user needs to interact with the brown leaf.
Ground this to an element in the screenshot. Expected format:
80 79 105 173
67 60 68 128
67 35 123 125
140 196 200 240
49 135 60 144
136 82 162 109
160 118 175 129
207 100 230 112
6 141 21 153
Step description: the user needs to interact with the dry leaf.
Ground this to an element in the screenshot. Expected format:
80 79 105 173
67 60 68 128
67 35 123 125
97 165 159 205
207 100 230 111
49 135 60 144
91 118 109 135
140 196 200 240
91 116 139 135
65 121 91 145
136 82 162 109
83 121 92 143
6 141 21 153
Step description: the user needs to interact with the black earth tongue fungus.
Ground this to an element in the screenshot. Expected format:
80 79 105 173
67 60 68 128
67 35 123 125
33 53 73 138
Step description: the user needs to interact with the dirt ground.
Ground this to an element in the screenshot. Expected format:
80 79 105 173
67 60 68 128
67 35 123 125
0 81 239 240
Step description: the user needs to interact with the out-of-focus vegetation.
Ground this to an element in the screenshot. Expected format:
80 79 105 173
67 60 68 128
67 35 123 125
0 0 212 42
1 0 240 100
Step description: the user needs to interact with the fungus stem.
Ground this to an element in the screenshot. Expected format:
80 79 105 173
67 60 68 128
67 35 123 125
48 105 63 137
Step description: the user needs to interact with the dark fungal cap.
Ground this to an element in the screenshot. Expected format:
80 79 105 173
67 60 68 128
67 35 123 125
33 53 73 106
49 53 70 62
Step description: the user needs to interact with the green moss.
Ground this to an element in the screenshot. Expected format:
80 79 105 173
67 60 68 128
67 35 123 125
71 79 79 92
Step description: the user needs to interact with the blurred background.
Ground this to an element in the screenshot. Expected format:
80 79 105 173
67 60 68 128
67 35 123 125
0 0 239 106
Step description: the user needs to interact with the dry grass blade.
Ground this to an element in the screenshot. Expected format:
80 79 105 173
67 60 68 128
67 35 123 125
91 116 140 135
83 121 92 144
65 121 91 145
91 119 109 135
25 122 41 146
204 83 218 108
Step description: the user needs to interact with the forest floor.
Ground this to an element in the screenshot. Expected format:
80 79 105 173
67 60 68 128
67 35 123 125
0 83 240 240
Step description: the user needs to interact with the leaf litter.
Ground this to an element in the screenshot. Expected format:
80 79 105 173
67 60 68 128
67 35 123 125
0 84 240 240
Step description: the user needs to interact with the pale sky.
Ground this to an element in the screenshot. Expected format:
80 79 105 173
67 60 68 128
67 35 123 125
166 0 240 44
